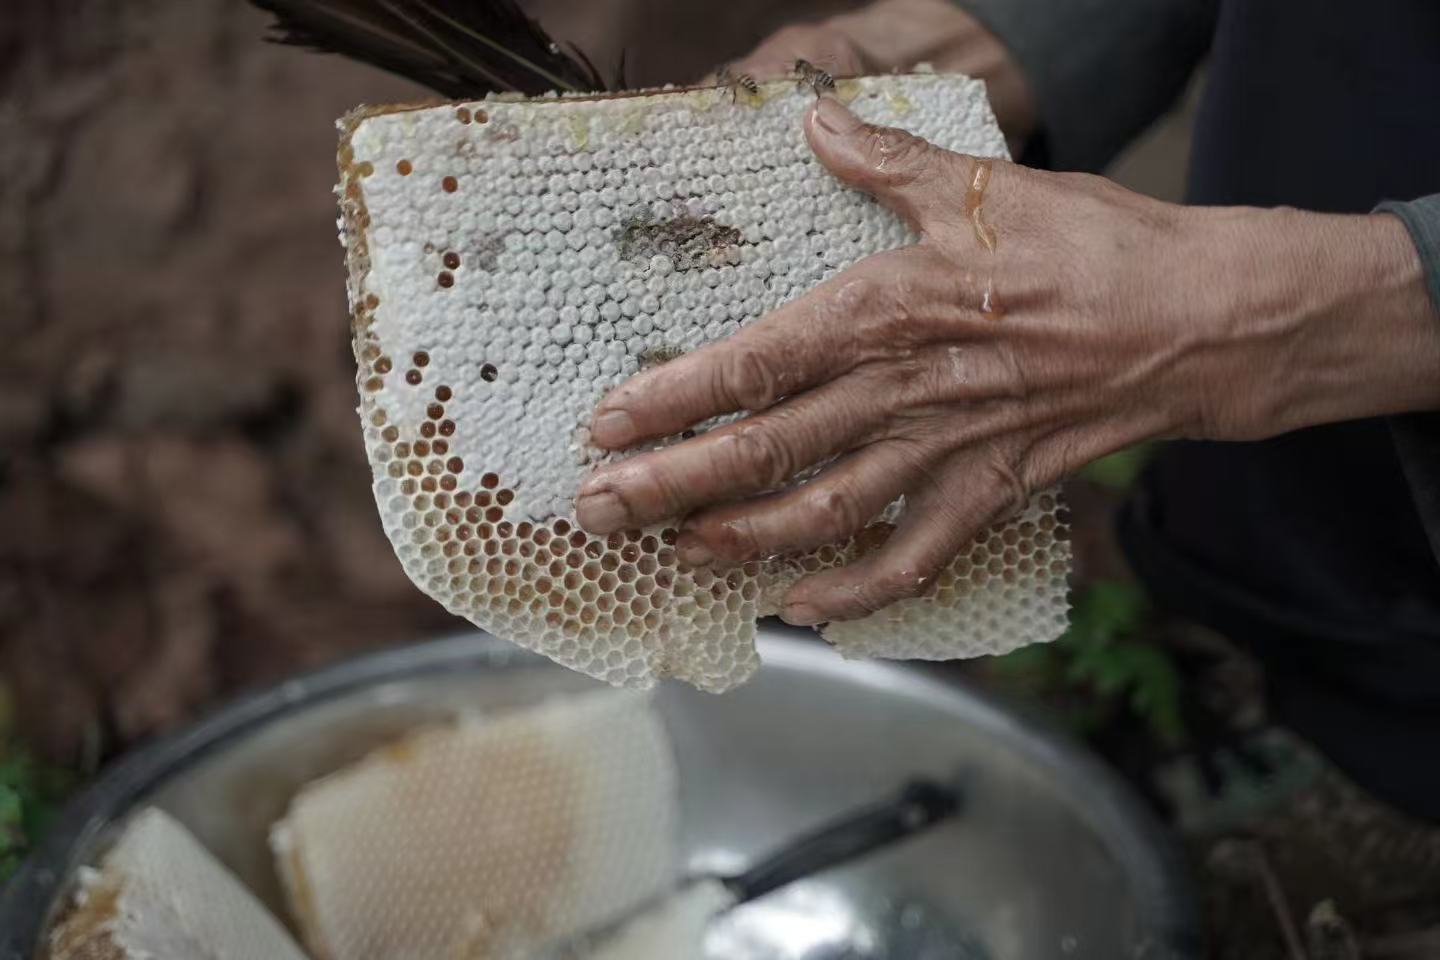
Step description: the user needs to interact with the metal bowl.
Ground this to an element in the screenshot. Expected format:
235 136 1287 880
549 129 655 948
1 626 1200 959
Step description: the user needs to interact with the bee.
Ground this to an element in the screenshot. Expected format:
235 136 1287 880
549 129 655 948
640 344 685 368
716 65 761 103
792 58 836 97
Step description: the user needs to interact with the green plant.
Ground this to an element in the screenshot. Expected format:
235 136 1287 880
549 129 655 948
0 688 75 882
994 580 1186 748
1078 443 1156 491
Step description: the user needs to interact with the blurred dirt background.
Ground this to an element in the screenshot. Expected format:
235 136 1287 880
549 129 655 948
2 2 1435 957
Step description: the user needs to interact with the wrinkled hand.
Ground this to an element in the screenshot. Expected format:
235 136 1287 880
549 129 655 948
574 99 1438 626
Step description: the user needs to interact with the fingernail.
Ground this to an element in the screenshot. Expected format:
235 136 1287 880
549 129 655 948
813 97 862 135
675 531 714 567
591 410 636 448
782 602 823 626
574 492 629 533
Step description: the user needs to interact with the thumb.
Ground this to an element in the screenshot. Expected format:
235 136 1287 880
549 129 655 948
804 97 968 232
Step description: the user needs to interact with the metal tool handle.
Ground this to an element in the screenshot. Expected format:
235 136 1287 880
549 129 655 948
722 778 962 905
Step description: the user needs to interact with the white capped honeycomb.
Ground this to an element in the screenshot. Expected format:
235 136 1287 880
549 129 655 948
340 73 1071 693
46 808 308 960
271 689 677 960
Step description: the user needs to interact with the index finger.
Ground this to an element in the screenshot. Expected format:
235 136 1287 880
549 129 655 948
588 250 905 449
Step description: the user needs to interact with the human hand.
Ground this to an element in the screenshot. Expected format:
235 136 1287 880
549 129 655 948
719 0 1037 148
574 100 1439 625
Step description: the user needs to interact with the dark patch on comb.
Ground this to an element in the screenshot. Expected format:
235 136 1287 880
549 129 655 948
617 204 742 272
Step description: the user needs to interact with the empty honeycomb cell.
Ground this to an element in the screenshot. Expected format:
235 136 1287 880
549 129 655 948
342 74 1069 693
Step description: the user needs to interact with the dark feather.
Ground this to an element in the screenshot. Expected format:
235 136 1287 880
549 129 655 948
249 0 607 97
612 46 629 92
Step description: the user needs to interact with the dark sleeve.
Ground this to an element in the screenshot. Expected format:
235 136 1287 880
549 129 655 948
953 0 1220 172
1380 194 1440 565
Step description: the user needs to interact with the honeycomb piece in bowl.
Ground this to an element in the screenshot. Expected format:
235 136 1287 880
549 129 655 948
271 689 677 960
341 74 1071 694
46 808 307 960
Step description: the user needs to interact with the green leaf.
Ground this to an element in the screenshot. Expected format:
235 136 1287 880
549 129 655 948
0 717 78 881
1079 443 1156 491
0 785 21 826
1067 581 1151 647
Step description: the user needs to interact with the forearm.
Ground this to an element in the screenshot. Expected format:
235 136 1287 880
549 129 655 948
1181 205 1440 440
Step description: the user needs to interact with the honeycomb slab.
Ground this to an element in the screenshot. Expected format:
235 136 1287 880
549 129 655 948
340 74 1071 692
46 808 307 960
271 690 677 960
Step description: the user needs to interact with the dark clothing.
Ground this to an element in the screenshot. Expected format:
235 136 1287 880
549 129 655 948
1129 0 1440 820
956 0 1440 817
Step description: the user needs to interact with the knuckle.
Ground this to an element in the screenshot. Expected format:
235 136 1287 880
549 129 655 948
642 464 693 517
876 285 917 340
718 346 781 411
879 355 934 407
829 274 882 316
610 461 687 524
703 515 763 562
862 126 937 185
877 561 938 602
981 450 1032 517
803 481 867 540
851 560 931 615
845 258 935 346
725 425 792 489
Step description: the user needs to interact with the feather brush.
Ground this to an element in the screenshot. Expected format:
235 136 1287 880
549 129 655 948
249 0 609 97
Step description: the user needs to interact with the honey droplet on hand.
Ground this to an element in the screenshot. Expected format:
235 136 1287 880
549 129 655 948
980 277 1005 319
962 159 998 253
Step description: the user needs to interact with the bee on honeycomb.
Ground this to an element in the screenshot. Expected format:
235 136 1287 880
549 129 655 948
792 58 837 96
716 64 762 103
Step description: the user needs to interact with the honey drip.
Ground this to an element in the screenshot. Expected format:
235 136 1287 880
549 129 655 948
962 159 1004 318
962 160 997 252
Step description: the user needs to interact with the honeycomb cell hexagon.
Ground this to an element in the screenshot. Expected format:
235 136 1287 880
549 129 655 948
340 74 1071 693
